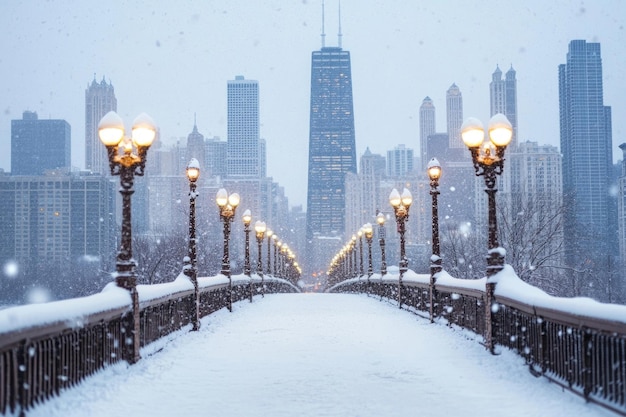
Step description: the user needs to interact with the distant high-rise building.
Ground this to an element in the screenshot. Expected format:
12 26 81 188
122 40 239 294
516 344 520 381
419 97 436 170
509 141 564 271
11 111 71 175
305 24 356 242
559 40 614 271
618 144 626 281
446 84 463 148
205 136 228 179
85 76 117 174
0 172 116 269
186 119 206 171
344 148 386 236
386 145 414 178
227 75 261 178
490 65 518 148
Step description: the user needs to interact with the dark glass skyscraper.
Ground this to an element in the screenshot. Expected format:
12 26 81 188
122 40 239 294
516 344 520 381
305 44 356 242
11 111 71 175
559 40 614 269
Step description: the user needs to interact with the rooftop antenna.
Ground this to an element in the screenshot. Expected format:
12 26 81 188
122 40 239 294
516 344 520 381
321 0 326 48
338 0 342 49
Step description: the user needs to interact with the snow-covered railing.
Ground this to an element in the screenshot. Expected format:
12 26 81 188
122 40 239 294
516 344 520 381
329 267 626 416
0 273 298 415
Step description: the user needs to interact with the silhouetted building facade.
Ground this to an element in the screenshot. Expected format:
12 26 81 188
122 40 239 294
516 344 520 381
559 40 615 270
227 76 262 178
11 111 70 176
305 44 356 241
85 76 117 175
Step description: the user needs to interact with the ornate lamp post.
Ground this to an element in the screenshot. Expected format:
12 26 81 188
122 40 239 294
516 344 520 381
255 221 266 296
390 187 412 308
216 188 240 312
358 229 364 277
427 157 442 323
363 223 374 278
242 209 252 277
461 113 513 352
272 235 278 276
98 110 156 363
461 114 513 275
389 188 413 275
266 229 273 275
186 158 200 331
274 238 281 277
242 209 252 302
376 212 387 276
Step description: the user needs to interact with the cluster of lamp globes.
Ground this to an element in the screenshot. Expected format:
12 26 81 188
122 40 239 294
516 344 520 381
97 111 157 165
461 113 514 163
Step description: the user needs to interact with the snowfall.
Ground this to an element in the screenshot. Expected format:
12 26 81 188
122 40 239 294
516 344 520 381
26 291 614 417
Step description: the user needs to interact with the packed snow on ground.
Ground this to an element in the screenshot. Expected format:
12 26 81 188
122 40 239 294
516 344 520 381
29 293 613 417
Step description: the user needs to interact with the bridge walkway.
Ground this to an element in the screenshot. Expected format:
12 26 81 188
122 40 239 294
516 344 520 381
29 293 610 417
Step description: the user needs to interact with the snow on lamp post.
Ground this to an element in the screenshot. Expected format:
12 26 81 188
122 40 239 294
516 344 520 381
376 211 387 276
358 228 364 277
216 188 240 312
363 222 374 278
186 158 200 331
242 209 252 302
427 157 442 323
390 187 412 309
254 220 266 296
266 229 273 276
461 113 513 353
98 110 156 364
274 238 281 277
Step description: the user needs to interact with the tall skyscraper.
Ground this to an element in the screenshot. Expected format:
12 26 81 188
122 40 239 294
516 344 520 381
227 75 261 178
85 76 117 174
446 83 463 148
490 65 518 148
386 145 414 178
305 18 356 243
419 96 436 170
559 40 614 270
11 111 71 175
618 143 626 280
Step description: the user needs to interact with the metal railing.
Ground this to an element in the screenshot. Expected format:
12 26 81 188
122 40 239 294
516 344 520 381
0 274 298 415
330 272 626 416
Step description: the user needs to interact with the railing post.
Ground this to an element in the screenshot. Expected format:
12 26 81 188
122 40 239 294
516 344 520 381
484 281 495 354
583 328 593 399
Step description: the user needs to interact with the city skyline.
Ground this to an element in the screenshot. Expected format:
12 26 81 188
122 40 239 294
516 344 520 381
1 1 625 207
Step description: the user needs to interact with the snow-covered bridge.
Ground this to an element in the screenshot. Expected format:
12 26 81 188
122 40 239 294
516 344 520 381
1 270 626 416
22 292 616 417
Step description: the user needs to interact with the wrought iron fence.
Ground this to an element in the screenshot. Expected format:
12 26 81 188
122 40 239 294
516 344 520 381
0 276 298 415
331 275 626 416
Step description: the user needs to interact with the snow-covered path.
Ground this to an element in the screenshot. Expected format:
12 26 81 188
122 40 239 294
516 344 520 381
30 293 610 417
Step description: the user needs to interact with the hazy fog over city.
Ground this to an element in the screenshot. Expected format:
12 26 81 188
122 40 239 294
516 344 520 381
1 0 625 207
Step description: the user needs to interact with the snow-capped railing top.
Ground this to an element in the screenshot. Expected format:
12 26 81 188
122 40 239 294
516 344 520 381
331 265 626 331
0 273 290 341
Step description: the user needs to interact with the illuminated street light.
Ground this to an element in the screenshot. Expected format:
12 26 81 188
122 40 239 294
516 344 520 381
427 157 442 323
99 111 156 364
216 188 240 312
186 158 200 331
461 113 513 353
255 220 266 296
376 212 387 276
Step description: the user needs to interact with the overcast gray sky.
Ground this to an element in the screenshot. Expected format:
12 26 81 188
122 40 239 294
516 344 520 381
1 0 625 207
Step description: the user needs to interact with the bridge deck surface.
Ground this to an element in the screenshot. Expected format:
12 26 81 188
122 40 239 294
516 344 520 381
31 293 610 417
